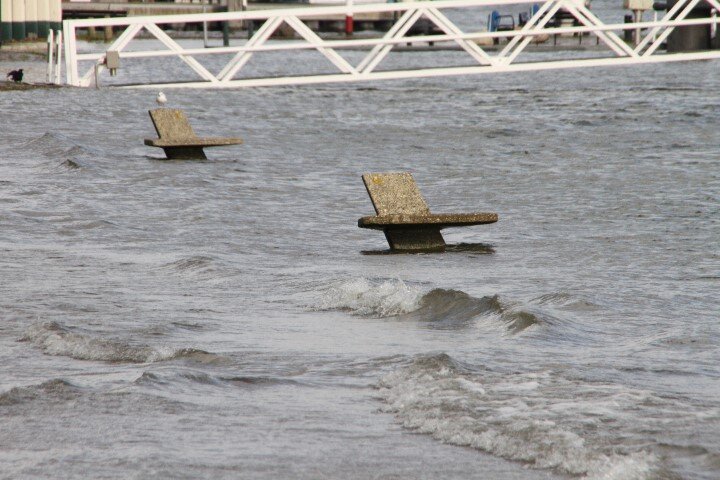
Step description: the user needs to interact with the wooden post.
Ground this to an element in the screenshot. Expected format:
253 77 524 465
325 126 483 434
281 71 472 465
104 16 113 42
345 0 354 35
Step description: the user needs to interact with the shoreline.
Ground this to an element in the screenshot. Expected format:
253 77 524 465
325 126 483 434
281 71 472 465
0 81 63 91
0 41 48 63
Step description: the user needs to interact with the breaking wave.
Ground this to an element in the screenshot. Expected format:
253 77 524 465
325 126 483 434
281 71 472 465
377 353 685 479
21 322 214 364
315 278 424 317
314 278 543 333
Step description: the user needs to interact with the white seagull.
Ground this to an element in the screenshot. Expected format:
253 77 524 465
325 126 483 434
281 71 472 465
156 92 167 106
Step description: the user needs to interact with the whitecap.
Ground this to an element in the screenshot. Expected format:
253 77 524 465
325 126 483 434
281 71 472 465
313 278 544 333
377 353 676 479
314 278 424 317
21 322 212 364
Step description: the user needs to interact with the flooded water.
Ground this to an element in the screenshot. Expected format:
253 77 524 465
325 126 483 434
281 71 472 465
1 27 719 480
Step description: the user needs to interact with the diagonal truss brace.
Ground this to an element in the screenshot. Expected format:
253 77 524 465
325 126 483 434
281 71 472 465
498 0 558 58
219 15 358 82
144 23 218 82
567 1 637 57
62 0 720 89
497 0 636 65
424 7 495 66
283 16 357 74
635 0 691 53
357 5 498 74
218 16 284 81
637 0 704 56
497 0 564 64
356 8 425 73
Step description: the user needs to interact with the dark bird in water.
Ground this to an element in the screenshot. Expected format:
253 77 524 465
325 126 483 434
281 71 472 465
7 69 24 83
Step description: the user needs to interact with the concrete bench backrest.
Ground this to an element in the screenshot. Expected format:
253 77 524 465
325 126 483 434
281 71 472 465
149 108 197 140
362 172 431 216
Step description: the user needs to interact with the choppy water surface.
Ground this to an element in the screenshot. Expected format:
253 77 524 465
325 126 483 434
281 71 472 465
1 43 718 479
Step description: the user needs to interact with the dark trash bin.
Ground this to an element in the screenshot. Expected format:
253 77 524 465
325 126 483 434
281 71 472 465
666 0 716 52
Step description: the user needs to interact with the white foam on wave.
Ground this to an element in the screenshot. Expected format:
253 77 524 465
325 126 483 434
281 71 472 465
314 278 424 317
21 322 202 363
378 354 667 479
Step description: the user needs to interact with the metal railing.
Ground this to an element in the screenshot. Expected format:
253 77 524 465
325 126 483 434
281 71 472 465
46 29 64 85
61 0 720 88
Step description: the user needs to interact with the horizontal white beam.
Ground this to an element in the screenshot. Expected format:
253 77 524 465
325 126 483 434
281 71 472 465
122 49 720 89
73 16 720 62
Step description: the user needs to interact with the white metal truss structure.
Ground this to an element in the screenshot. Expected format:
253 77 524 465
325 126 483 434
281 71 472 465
62 0 720 88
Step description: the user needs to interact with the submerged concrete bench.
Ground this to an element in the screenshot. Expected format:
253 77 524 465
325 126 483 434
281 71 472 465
358 172 498 251
144 108 243 160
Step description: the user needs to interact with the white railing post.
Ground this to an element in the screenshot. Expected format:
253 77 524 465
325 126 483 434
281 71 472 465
47 29 54 84
55 29 63 85
62 20 78 86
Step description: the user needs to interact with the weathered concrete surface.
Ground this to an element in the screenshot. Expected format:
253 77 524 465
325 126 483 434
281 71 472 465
384 227 446 252
362 172 431 216
358 172 498 252
144 108 242 160
148 108 197 140
358 212 498 229
144 137 243 147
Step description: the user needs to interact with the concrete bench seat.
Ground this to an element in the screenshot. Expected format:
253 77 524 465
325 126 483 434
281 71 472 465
144 108 243 160
358 213 498 229
358 172 497 251
145 137 243 148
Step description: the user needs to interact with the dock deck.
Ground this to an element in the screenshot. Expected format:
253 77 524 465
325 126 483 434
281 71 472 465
62 1 394 32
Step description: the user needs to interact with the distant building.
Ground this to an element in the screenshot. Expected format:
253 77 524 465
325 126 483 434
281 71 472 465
1 0 62 41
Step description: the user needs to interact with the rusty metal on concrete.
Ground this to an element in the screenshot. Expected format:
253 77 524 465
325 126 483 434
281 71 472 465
144 108 243 160
358 172 497 252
